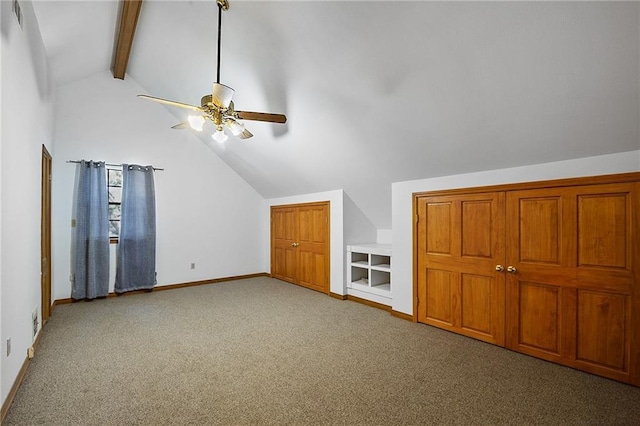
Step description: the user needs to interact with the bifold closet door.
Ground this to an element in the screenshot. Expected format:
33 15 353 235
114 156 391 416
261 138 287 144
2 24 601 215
416 192 506 346
272 206 298 283
295 203 330 292
271 202 330 293
506 183 638 384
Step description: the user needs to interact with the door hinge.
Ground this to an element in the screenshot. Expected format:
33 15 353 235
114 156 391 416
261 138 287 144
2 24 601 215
415 214 419 223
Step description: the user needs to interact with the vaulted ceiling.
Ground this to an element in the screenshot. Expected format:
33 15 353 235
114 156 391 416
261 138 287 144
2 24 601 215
32 1 640 228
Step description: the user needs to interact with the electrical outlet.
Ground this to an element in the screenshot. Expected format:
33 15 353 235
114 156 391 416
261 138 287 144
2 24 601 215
6 338 11 357
190 263 195 270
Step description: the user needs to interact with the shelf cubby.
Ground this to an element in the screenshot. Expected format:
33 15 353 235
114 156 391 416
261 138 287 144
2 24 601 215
346 244 392 306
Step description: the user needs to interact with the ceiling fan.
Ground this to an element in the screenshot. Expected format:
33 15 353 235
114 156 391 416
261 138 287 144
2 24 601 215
138 0 287 142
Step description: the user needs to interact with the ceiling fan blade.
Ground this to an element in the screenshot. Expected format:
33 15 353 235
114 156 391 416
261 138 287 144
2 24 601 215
211 83 235 109
137 95 202 112
171 122 188 130
238 129 253 139
236 111 287 124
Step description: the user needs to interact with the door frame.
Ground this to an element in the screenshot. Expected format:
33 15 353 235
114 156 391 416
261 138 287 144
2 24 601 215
41 145 52 325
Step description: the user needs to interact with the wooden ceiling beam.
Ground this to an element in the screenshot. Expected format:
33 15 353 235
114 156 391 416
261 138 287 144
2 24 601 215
112 0 143 80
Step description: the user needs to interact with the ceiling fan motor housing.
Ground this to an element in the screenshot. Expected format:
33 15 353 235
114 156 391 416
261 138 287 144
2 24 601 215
211 83 235 109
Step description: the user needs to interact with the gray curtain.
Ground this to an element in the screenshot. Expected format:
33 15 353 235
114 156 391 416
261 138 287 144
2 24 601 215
72 161 110 300
115 164 156 293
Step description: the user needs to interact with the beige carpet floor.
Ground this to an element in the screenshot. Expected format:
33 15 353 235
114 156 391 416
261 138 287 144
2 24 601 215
5 277 640 425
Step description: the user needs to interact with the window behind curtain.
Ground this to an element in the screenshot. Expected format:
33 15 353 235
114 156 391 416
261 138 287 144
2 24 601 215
107 167 122 241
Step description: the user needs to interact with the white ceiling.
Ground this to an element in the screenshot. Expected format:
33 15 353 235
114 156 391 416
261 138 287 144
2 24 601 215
33 1 640 228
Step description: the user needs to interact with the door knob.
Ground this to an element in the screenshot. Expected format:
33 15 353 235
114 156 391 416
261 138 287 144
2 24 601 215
507 266 517 273
495 265 504 272
291 242 299 247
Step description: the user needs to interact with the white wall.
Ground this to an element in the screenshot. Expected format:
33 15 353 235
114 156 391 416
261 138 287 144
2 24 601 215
1 0 53 405
391 150 640 315
343 193 377 247
264 190 346 295
376 229 392 244
52 71 266 299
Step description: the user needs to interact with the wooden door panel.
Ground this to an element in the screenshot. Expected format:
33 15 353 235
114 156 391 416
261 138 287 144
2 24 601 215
273 210 284 239
518 197 561 264
298 251 327 292
298 208 311 243
460 273 492 335
417 192 505 346
273 209 296 240
577 193 629 269
423 268 456 327
506 189 574 361
576 290 628 372
516 281 561 355
312 208 328 243
297 203 329 292
573 185 634 373
507 277 577 363
425 201 454 256
274 247 285 276
271 247 296 283
273 208 297 243
298 205 328 244
461 200 492 258
271 207 298 282
283 210 296 240
507 182 636 383
283 249 297 282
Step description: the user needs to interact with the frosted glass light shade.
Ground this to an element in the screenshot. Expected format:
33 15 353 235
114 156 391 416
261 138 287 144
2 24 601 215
187 115 205 131
212 129 228 143
226 119 245 136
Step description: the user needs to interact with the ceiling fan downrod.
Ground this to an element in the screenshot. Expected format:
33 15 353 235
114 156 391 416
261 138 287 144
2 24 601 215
216 0 229 84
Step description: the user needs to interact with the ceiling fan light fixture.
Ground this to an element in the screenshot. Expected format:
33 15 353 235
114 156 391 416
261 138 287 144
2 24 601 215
226 119 245 136
187 115 206 131
213 128 228 143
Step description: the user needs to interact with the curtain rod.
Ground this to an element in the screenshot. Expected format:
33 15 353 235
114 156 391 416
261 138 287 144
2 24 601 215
66 160 164 171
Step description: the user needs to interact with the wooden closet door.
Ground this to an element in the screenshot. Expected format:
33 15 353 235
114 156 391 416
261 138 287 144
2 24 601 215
506 183 637 384
271 202 330 293
271 206 298 283
417 192 506 346
296 203 329 293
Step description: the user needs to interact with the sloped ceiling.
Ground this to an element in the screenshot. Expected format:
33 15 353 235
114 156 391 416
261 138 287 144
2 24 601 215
33 1 640 229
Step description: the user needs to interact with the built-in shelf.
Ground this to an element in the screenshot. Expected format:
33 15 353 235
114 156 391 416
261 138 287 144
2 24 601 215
346 244 392 306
